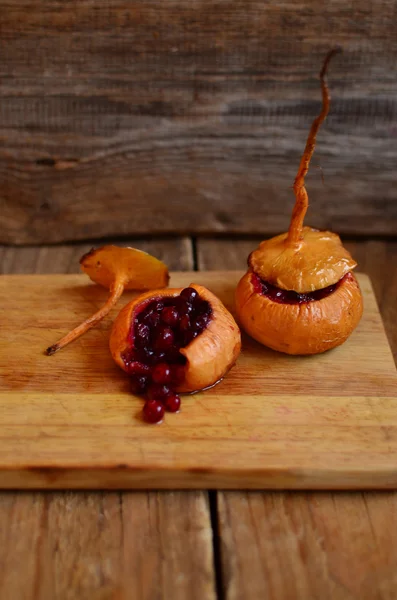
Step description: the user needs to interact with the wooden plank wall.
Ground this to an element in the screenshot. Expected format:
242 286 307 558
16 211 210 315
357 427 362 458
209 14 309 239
1 0 396 244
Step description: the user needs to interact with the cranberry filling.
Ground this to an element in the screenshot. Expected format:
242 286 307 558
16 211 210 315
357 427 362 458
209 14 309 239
251 272 350 304
122 287 213 423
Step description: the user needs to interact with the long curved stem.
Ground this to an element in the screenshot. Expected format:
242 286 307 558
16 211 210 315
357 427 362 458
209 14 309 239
45 279 125 356
287 48 342 247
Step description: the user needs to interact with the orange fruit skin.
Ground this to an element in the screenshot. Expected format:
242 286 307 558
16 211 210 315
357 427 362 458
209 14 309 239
248 227 357 293
109 284 241 393
80 245 169 290
235 271 363 355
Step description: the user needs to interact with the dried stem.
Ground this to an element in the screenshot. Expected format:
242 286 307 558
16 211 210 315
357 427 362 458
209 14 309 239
45 279 125 356
287 48 342 247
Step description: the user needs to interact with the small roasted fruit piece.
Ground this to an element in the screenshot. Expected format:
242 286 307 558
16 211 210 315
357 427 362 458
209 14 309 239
45 246 169 355
236 49 363 355
110 285 241 418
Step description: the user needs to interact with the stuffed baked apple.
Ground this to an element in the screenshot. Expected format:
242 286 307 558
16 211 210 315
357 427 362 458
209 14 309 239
110 284 241 422
235 49 363 355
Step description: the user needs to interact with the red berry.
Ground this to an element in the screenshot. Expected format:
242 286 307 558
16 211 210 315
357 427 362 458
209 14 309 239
135 322 150 347
135 346 155 365
196 300 211 316
174 296 193 317
147 383 171 402
195 313 211 332
180 287 198 304
164 346 182 363
147 300 164 314
145 310 160 327
125 289 206 417
172 364 185 384
125 360 150 376
161 306 179 326
153 326 174 351
179 314 191 332
143 400 164 423
130 375 149 394
184 330 198 345
152 363 172 384
164 393 181 413
153 350 166 363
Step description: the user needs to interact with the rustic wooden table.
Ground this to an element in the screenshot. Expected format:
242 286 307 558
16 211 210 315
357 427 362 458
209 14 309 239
1 236 396 600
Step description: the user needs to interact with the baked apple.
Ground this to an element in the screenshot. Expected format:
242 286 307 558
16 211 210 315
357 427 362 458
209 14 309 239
110 284 241 422
236 49 363 355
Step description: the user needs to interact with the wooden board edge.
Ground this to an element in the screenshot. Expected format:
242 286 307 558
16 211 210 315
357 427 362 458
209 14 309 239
1 467 397 491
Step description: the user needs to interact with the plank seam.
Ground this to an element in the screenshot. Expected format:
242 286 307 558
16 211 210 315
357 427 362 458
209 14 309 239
209 491 225 600
192 236 199 272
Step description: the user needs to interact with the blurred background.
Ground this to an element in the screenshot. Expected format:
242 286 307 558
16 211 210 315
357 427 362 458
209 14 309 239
0 0 396 245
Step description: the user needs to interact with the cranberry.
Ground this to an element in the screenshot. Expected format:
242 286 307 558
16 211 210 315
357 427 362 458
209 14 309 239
152 362 172 385
147 383 171 402
125 360 150 377
145 310 160 328
251 272 345 305
172 364 185 384
184 330 198 345
179 314 191 332
194 314 210 332
180 287 199 304
297 293 310 303
312 281 340 300
195 300 211 316
153 350 166 363
136 346 155 365
260 281 269 294
164 393 181 413
130 375 149 394
153 326 174 351
174 296 194 316
135 322 150 347
161 306 179 326
154 300 164 312
267 288 283 302
143 400 164 424
163 346 183 363
122 286 215 424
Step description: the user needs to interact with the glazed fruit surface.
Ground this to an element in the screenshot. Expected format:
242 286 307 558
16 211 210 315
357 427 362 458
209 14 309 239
235 270 363 355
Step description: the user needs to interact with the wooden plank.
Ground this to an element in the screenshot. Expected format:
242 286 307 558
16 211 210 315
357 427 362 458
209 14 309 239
1 1 396 243
0 241 217 600
0 271 396 489
197 238 397 600
0 238 193 274
0 491 215 600
215 491 397 600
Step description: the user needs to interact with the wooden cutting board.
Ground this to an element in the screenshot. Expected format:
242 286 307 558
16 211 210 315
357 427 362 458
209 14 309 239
1 271 396 490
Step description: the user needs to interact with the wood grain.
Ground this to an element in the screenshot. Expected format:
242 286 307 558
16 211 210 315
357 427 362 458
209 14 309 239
0 491 215 600
0 240 217 600
0 237 193 274
197 238 397 600
215 491 397 600
0 271 396 489
1 1 396 243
